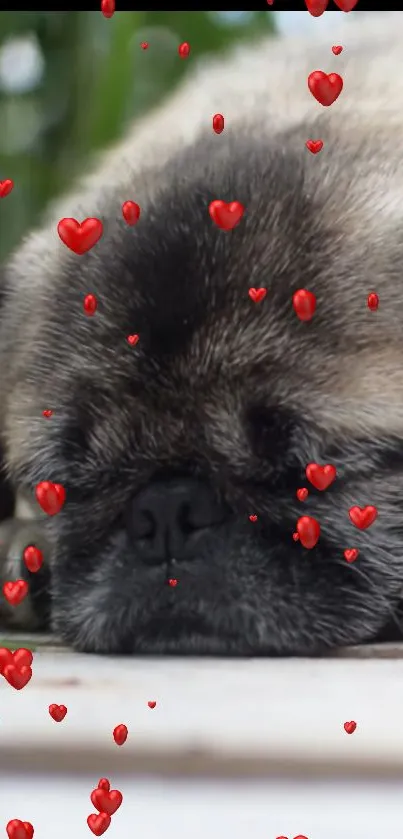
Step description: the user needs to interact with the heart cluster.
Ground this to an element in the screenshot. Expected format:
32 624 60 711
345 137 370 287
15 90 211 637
87 777 123 835
0 647 33 690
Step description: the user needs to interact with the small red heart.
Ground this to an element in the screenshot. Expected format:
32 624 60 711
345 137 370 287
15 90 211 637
97 778 110 791
306 139 323 155
306 463 336 491
367 292 379 311
122 200 141 225
178 41 190 58
332 45 343 55
296 488 309 502
140 41 149 50
100 0 115 17
6 820 34 839
57 217 103 255
334 0 358 10
0 647 33 675
304 0 328 15
3 664 32 690
23 545 43 573
292 532 300 542
127 334 139 346
3 580 29 606
344 548 359 563
35 481 66 516
348 505 377 530
84 294 98 316
91 788 123 816
344 720 357 734
308 71 343 107
87 813 111 836
296 516 320 549
148 700 157 708
212 113 225 134
0 179 14 198
209 200 245 231
42 409 53 418
249 514 258 522
293 289 316 322
168 577 178 587
248 288 267 303
49 703 67 722
113 723 128 746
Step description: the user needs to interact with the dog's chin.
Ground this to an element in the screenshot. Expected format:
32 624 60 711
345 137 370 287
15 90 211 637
48 532 393 657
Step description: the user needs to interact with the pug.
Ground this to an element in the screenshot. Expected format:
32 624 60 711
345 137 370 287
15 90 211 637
1 11 403 655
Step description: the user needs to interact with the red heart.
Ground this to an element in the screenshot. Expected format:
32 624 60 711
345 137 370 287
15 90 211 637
87 813 111 836
0 179 14 198
334 0 358 9
100 0 115 18
367 292 379 311
127 334 140 346
3 579 29 606
84 294 98 316
292 532 299 542
178 42 190 59
344 548 359 563
304 0 328 14
3 664 32 690
91 788 123 816
35 481 66 516
296 488 309 502
148 700 157 708
6 820 34 839
306 463 336 491
296 516 320 549
97 778 110 791
122 201 141 226
248 288 267 303
23 545 43 573
42 409 53 418
57 217 103 255
332 45 343 55
249 514 258 522
209 200 245 231
348 506 377 530
212 113 225 134
0 647 32 675
140 42 149 50
168 577 178 587
293 289 316 322
49 703 67 722
305 139 323 155
308 71 343 107
113 723 128 745
344 720 357 734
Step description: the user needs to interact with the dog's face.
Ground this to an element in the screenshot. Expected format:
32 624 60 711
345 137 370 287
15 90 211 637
4 125 403 654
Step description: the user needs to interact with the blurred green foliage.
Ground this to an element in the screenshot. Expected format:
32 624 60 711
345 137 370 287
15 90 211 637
0 11 275 262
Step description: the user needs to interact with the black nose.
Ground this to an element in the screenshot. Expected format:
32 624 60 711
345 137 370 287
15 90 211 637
129 478 228 565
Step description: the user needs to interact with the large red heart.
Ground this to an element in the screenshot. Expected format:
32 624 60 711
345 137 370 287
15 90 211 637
308 71 343 107
348 506 378 530
6 820 34 839
306 463 336 491
3 579 29 606
208 200 245 231
296 516 320 549
3 664 32 690
35 481 66 515
87 813 111 836
57 217 103 255
90 788 123 816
